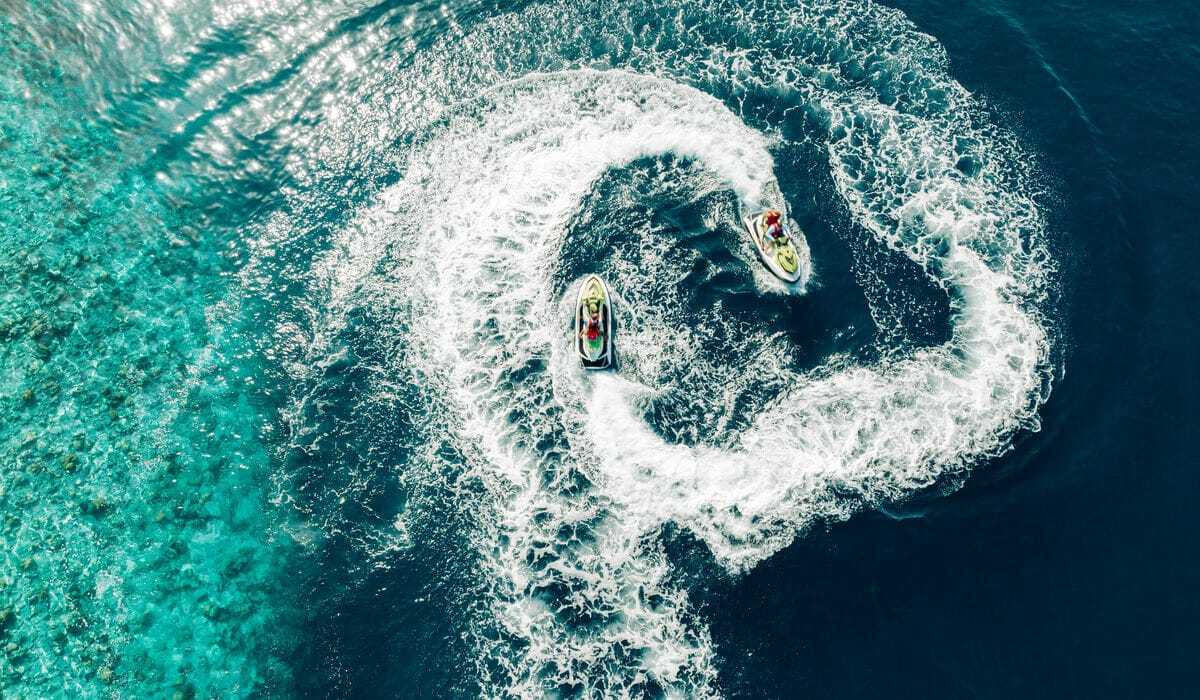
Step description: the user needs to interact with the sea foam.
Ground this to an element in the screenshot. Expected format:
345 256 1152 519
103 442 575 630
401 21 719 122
265 0 1057 696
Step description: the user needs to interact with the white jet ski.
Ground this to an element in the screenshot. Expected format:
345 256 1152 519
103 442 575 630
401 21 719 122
575 274 614 370
742 210 803 284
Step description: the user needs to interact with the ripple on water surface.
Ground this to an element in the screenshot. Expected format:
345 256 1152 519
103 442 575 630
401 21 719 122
0 14 302 699
1 0 1059 697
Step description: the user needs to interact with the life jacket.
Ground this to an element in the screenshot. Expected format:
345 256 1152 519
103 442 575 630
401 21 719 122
586 316 601 340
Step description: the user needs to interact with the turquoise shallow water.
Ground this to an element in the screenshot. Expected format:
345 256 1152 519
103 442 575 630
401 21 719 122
2 0 1197 697
1 6 301 694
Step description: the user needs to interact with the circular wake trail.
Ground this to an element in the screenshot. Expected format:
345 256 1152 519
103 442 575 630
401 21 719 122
262 0 1058 695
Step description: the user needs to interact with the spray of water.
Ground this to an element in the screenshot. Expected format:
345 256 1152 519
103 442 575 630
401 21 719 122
253 0 1056 695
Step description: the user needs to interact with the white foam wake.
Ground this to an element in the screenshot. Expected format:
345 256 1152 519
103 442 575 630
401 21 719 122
259 1 1057 695
327 69 1050 696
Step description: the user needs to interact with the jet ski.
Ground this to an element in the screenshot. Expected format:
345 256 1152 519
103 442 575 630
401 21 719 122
742 210 803 284
575 274 614 370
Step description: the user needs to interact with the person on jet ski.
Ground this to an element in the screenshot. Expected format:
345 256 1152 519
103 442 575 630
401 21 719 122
579 302 605 343
762 210 786 251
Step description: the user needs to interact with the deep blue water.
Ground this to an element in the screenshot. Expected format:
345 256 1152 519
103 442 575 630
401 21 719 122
714 2 1200 697
1 0 1196 697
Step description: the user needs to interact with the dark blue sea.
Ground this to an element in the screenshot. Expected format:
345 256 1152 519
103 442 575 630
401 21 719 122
1 0 1197 697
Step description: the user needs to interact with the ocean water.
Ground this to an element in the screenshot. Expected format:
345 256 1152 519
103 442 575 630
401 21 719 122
1 0 1196 697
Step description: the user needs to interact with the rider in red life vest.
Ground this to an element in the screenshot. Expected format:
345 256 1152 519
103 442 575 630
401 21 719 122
763 210 785 251
580 303 604 343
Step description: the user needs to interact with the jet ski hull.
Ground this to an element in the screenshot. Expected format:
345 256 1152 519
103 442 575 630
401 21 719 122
742 211 803 284
576 275 614 370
